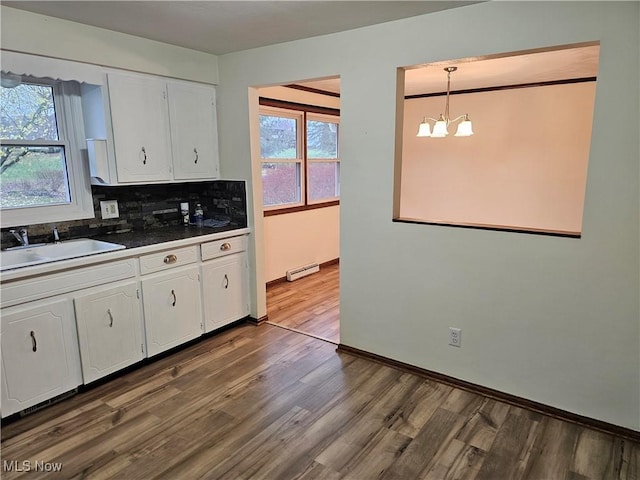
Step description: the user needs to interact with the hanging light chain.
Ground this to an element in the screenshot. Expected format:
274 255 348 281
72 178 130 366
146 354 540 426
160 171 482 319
443 66 457 123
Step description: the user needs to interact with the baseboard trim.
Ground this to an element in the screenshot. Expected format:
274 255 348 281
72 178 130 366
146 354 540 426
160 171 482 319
266 258 340 287
247 315 269 326
321 258 340 267
337 343 640 443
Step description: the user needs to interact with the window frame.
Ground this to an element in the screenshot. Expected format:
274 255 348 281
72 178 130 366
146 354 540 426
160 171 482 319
259 106 305 211
259 98 340 216
0 76 94 228
306 112 340 205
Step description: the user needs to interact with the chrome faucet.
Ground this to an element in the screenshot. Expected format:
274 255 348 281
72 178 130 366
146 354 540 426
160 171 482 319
9 228 29 246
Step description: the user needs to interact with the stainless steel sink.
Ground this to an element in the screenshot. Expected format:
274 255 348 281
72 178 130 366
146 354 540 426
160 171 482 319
0 239 126 271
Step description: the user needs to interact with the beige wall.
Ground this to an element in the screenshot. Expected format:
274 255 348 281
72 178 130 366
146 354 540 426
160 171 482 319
264 206 340 282
400 82 595 234
258 85 341 282
219 2 639 430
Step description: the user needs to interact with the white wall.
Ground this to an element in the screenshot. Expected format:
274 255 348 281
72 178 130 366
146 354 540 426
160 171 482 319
258 85 341 282
218 2 639 430
0 7 218 84
401 82 596 234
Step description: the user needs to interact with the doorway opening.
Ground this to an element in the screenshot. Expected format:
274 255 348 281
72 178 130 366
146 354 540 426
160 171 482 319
266 261 339 343
256 78 341 343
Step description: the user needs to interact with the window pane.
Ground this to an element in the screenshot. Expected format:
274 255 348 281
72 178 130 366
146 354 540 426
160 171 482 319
0 83 59 141
262 162 301 206
307 120 338 159
260 115 297 158
309 162 340 202
0 146 71 208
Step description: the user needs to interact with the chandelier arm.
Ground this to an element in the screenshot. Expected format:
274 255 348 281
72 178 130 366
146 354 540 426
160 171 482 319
422 117 439 123
449 114 469 124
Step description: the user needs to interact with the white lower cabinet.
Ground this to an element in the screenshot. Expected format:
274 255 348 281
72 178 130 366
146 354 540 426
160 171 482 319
0 233 249 417
1 296 82 417
201 252 249 332
142 264 203 357
74 281 144 384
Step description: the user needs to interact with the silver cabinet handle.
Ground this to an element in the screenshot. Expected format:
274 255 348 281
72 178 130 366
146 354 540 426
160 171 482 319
107 308 114 327
30 331 37 352
194 148 199 164
220 242 231 251
141 146 147 165
224 274 229 289
164 254 177 264
171 289 177 307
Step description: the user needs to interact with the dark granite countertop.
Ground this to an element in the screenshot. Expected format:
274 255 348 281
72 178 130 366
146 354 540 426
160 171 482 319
91 225 247 249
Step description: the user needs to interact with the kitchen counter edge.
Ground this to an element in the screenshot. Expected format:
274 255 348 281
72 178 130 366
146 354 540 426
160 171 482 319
0 227 251 283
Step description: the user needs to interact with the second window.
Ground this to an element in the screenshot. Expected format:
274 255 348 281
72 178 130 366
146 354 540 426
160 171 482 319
260 103 340 212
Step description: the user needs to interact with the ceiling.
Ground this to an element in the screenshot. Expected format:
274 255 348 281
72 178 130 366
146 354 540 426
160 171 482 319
294 43 600 96
2 2 598 97
3 1 478 56
402 43 600 96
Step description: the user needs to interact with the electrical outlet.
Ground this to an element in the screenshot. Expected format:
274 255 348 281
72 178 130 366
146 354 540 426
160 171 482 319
449 327 462 347
100 200 119 219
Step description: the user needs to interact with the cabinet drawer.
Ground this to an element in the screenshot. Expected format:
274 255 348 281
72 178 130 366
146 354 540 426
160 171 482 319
201 236 247 261
139 246 198 275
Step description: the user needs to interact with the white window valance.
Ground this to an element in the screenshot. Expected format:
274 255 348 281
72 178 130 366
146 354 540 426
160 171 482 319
1 50 104 85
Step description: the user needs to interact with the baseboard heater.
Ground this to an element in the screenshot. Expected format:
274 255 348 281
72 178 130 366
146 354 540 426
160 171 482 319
286 263 320 281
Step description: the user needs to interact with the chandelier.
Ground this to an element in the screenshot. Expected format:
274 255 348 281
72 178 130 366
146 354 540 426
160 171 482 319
416 66 474 138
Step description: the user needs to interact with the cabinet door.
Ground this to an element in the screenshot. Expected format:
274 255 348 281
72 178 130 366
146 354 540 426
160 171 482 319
74 281 144 384
202 252 249 332
168 82 220 180
107 73 172 183
142 265 203 357
1 297 82 417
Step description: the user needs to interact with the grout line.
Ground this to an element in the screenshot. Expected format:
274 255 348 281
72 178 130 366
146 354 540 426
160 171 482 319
265 321 338 345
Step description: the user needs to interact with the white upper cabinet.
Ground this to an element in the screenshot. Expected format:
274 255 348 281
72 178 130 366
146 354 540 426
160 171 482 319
168 82 220 180
107 73 173 183
83 71 220 185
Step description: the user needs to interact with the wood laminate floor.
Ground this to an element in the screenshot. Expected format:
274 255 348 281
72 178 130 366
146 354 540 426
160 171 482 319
2 321 638 479
266 263 340 344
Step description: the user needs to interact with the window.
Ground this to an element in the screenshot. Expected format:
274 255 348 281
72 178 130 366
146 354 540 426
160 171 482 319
260 103 339 212
307 114 340 203
260 107 304 208
1 82 70 207
0 75 93 227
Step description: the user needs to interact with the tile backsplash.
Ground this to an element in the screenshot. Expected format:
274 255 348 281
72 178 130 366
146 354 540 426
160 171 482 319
1 180 247 248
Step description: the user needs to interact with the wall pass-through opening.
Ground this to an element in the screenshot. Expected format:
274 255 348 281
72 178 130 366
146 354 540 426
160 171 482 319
393 42 600 237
